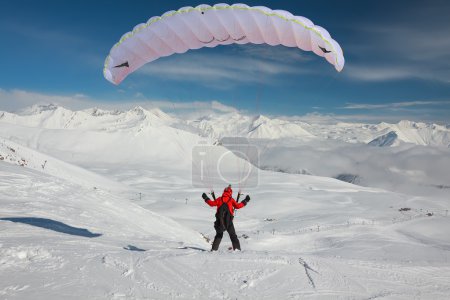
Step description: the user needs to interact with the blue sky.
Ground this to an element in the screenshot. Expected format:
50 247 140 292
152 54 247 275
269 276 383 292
1 0 449 123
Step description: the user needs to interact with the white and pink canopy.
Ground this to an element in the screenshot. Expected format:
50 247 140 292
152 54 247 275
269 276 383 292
103 3 345 85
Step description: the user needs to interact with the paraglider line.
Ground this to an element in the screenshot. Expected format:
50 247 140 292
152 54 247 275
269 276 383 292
199 35 246 44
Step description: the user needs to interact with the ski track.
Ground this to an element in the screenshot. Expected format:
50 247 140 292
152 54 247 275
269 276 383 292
2 223 450 299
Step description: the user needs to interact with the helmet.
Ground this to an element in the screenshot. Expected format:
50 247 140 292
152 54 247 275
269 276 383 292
222 184 232 198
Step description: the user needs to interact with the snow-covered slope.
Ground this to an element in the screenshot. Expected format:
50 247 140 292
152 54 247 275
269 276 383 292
0 104 175 130
0 161 210 299
368 131 400 147
248 115 314 139
1 104 449 197
2 154 450 299
375 120 450 147
255 138 450 197
294 120 450 147
1 104 450 299
190 113 314 140
0 138 126 192
0 105 203 167
2 104 449 147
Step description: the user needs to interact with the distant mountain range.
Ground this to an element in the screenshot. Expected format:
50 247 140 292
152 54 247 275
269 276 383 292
2 104 448 148
1 104 449 197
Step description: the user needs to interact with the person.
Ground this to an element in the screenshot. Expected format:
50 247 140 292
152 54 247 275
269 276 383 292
202 185 250 251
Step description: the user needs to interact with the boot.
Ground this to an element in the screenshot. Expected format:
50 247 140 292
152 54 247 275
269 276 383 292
211 237 222 251
230 235 241 251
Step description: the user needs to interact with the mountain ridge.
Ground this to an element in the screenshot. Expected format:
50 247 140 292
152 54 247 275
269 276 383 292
1 104 449 147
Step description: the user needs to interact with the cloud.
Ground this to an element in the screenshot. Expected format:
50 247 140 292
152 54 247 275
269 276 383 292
343 100 450 110
136 46 314 88
275 108 450 125
0 20 104 68
0 89 237 117
342 4 450 83
333 99 450 123
210 101 238 113
279 112 396 125
344 60 450 83
233 44 312 63
0 89 94 112
130 99 239 118
343 65 417 82
258 138 450 198
1 20 87 48
1 89 447 124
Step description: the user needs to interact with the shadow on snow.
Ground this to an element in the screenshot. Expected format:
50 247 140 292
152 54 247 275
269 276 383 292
0 217 102 238
177 246 208 252
123 245 146 252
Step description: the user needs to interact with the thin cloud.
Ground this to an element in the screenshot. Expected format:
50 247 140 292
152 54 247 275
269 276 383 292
136 47 315 88
0 20 104 68
1 20 87 47
0 89 237 116
343 3 450 83
259 138 450 198
0 89 94 112
279 112 406 125
1 89 447 124
133 99 238 115
276 109 450 124
343 65 416 82
233 44 313 63
357 13 450 63
343 100 450 110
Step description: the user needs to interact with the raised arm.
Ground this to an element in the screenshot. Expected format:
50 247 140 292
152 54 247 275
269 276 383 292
233 195 250 210
202 193 219 207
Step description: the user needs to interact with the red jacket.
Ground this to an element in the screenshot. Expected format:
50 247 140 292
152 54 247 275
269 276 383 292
205 188 244 216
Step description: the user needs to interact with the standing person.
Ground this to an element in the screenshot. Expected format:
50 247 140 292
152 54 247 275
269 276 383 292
202 185 250 251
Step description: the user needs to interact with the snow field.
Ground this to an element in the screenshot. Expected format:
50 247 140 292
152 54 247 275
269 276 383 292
1 105 450 298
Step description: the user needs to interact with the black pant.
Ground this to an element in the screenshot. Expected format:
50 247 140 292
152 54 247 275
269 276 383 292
211 218 241 251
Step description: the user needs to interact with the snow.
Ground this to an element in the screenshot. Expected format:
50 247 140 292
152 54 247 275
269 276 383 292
374 120 450 147
189 113 314 140
1 105 450 299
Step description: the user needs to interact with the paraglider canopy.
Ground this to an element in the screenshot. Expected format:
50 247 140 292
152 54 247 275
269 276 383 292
103 3 345 85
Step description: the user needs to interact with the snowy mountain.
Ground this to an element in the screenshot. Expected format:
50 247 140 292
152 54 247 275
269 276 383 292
0 103 176 131
374 120 450 147
0 138 126 191
300 120 450 147
2 104 449 147
189 113 314 140
0 104 204 167
368 131 400 147
248 115 314 139
189 112 450 147
1 104 450 298
1 104 449 197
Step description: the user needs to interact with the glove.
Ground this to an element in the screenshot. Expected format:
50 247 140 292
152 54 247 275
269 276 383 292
202 193 210 201
242 195 250 205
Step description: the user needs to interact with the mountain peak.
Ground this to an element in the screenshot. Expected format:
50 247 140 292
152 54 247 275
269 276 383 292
252 114 270 124
148 107 172 121
131 106 146 115
20 103 61 115
368 131 399 147
89 107 120 116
